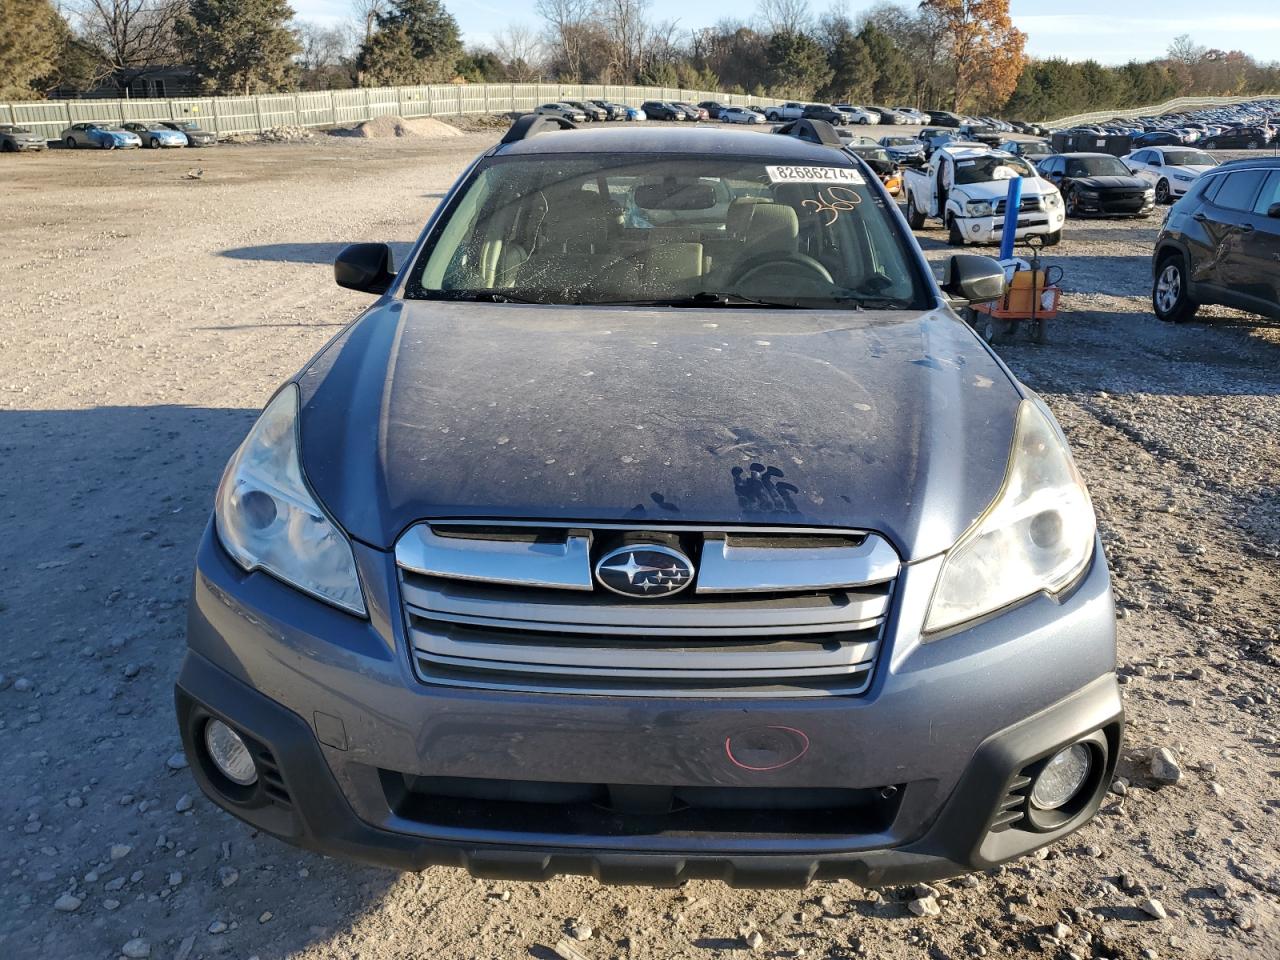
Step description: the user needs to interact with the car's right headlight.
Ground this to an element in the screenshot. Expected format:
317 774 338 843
924 399 1096 635
965 200 993 216
215 385 366 616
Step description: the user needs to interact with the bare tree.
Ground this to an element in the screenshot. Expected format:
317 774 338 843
351 0 386 50
295 20 351 88
535 0 592 80
492 22 546 80
72 0 184 73
756 0 809 35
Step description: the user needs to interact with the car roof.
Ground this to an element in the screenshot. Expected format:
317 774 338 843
1059 152 1120 159
494 126 857 164
1208 156 1280 172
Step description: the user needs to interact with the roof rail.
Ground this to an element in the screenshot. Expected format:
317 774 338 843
501 114 578 144
774 118 843 147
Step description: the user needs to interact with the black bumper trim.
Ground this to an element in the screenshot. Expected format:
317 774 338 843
175 653 1122 888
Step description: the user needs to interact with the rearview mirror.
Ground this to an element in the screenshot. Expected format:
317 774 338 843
335 243 395 294
1269 202 1280 219
942 254 1007 304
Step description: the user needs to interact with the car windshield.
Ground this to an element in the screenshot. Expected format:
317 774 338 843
850 147 891 162
1163 150 1215 167
406 153 931 309
883 138 915 146
1065 156 1131 177
1 125 31 133
953 154 1035 184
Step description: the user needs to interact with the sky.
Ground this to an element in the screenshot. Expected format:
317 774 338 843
294 0 1280 66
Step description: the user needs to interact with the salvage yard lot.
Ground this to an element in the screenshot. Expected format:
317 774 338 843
1 132 1278 960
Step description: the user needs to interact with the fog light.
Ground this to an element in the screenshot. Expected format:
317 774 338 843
1030 743 1091 810
204 719 258 786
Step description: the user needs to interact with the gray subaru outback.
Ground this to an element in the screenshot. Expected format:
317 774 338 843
176 118 1122 888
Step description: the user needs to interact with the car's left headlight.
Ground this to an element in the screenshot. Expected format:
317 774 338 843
1044 192 1063 208
215 385 367 616
924 398 1095 635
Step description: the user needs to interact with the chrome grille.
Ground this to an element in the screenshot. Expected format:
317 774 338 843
395 522 900 698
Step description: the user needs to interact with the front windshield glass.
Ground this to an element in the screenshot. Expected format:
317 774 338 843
1065 156 1132 177
953 154 1035 184
883 138 915 146
406 153 931 309
1163 150 1215 167
850 147 891 162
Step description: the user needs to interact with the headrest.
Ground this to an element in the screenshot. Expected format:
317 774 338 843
743 203 799 254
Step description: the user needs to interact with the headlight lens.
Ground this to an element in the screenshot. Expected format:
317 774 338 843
924 399 1095 634
215 385 366 615
1044 192 1063 208
965 200 993 216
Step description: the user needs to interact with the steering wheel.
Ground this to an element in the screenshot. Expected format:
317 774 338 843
729 252 834 289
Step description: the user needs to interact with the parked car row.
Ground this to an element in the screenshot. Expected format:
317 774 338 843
533 101 646 122
1058 98 1280 149
0 120 220 153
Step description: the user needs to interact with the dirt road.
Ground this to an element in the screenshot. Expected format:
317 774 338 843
1 133 1277 960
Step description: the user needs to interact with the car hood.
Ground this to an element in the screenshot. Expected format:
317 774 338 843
957 178 1057 201
297 301 1023 559
1167 165 1212 177
1069 175 1148 190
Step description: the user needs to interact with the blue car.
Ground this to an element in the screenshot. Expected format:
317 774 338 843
122 121 188 149
60 122 142 150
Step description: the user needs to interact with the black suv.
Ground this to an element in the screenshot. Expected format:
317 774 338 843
1152 157 1280 322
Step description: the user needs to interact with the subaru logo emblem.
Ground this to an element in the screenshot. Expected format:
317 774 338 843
594 544 695 598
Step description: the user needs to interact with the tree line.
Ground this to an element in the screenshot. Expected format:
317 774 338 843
1 0 1277 121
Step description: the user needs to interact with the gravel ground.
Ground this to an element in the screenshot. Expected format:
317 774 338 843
1 130 1278 960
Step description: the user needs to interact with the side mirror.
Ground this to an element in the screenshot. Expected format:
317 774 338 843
943 254 1007 304
1269 202 1280 219
335 242 395 294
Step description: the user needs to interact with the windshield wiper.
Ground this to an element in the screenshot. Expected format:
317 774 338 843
587 292 806 308
419 289 545 303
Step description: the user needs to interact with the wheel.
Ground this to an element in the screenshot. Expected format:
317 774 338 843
906 198 926 230
1 140 13 152
149 138 160 149
859 117 869 124
980 315 1015 343
947 215 965 246
1042 230 1062 247
1248 139 1260 149
1205 140 1217 149
1153 254 1198 323
1156 179 1171 204
1065 188 1080 218
64 136 75 149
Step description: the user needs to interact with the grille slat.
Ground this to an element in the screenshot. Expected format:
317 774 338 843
396 523 899 698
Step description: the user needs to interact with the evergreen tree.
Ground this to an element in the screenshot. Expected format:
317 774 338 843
765 31 831 98
858 23 912 103
358 0 462 86
0 0 60 100
820 27 876 103
177 0 301 95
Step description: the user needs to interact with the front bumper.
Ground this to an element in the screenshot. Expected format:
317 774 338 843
178 522 1122 887
956 207 1066 243
1071 194 1155 217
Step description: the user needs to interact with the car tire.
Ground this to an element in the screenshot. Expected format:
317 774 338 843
1042 230 1062 247
947 215 965 247
1153 254 1198 323
149 138 160 149
1205 140 1217 149
1065 188 1080 218
1155 179 1171 204
1248 140 1260 149
907 198 926 230
64 136 76 149
1 140 13 153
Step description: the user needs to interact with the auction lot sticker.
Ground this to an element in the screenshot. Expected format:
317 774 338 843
766 165 866 185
